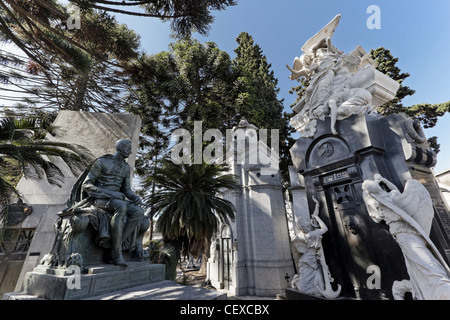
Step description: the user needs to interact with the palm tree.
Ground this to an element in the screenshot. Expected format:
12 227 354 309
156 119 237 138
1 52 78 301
144 159 240 278
0 116 93 242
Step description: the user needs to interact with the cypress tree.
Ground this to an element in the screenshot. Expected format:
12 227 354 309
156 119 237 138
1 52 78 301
233 32 295 186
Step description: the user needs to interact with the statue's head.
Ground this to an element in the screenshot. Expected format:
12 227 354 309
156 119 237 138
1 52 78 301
362 180 386 223
115 139 132 158
296 217 311 233
362 179 383 195
300 53 312 66
341 55 360 73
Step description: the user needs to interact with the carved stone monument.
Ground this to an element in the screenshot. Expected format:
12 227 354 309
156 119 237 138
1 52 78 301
8 110 143 293
290 196 341 298
206 119 295 297
287 14 450 300
362 175 450 300
2 111 165 300
38 139 150 269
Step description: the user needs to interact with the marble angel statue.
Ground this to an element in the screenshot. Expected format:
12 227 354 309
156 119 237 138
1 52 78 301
291 196 341 298
287 14 376 137
362 174 450 300
327 54 374 135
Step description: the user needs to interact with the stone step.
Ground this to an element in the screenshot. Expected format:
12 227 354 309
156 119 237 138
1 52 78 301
6 262 166 300
82 280 227 300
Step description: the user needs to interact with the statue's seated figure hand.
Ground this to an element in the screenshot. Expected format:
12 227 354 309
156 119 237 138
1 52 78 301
104 190 126 200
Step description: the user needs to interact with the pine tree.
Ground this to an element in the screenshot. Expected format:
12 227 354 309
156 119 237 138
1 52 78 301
371 47 450 153
0 6 141 115
233 32 295 186
127 38 237 157
70 0 237 38
127 39 238 241
0 0 237 68
369 47 415 115
1 0 237 115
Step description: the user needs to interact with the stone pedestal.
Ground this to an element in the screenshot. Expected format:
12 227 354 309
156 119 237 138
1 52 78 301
4 262 165 300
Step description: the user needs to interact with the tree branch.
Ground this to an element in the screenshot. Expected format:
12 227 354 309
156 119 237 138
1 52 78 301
70 0 190 19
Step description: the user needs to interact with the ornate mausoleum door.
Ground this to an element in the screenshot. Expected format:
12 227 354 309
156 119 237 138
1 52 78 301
290 116 409 299
221 225 232 290
0 228 35 297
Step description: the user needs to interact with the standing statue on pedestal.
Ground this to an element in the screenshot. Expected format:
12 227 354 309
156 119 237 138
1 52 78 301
291 196 341 298
362 174 450 299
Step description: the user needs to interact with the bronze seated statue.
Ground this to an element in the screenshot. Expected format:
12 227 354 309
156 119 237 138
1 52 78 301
41 139 149 269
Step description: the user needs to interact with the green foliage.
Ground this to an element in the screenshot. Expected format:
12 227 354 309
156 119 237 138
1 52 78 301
70 0 237 38
147 239 178 280
127 38 238 183
0 0 235 71
0 2 142 114
129 34 295 189
0 116 94 205
288 78 310 106
369 48 415 115
233 32 283 126
143 0 237 38
370 47 450 154
0 115 94 247
147 160 239 241
404 101 450 129
233 32 296 186
143 159 239 272
427 136 441 155
168 39 237 130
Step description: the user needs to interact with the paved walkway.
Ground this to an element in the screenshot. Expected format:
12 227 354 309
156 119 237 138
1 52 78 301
5 260 280 300
83 262 278 300
83 280 227 300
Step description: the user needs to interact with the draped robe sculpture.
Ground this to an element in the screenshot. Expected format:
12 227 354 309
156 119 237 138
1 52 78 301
291 196 341 298
362 175 450 300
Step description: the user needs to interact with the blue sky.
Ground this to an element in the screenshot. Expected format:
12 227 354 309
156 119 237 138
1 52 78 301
3 1 450 173
113 0 450 173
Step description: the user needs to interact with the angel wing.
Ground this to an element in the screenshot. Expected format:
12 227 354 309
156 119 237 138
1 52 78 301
301 14 341 54
286 56 308 80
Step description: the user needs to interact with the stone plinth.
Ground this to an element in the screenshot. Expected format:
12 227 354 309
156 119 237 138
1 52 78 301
350 64 400 109
10 111 142 292
6 262 165 300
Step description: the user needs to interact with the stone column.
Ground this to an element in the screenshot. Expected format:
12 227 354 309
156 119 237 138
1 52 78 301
210 120 295 297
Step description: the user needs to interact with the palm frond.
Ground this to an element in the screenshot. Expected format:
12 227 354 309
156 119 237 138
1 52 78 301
149 159 239 243
0 117 16 140
0 140 93 188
